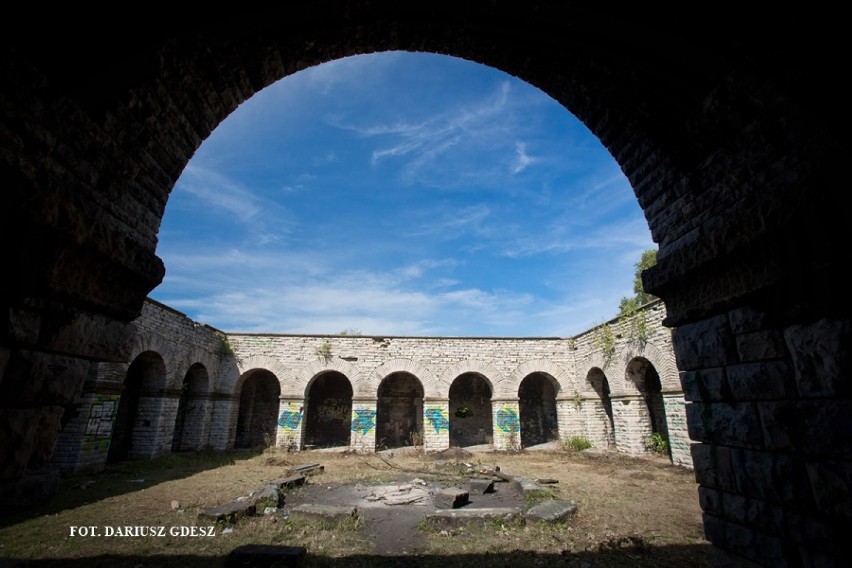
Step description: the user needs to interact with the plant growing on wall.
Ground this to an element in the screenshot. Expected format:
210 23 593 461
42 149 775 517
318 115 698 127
455 406 473 418
315 339 332 361
215 332 234 358
593 322 616 362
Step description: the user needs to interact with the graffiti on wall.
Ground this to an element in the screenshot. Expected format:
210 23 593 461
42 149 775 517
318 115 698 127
495 407 520 433
424 407 449 433
278 405 302 430
82 394 120 454
351 409 376 436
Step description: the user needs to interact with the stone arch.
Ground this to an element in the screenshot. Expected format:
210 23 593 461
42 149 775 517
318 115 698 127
302 371 353 449
375 372 425 450
171 363 210 452
2 10 846 566
361 358 438 398
517 372 560 448
225 354 291 396
505 360 571 398
585 366 615 449
626 356 669 457
448 373 494 448
107 350 166 463
233 369 281 449
441 360 501 399
289 358 361 398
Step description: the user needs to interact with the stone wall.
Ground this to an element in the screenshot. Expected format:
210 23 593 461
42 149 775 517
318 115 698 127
51 298 690 470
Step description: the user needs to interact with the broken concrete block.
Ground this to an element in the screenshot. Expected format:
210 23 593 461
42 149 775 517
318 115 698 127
249 484 282 508
425 507 523 527
434 487 470 509
268 474 306 490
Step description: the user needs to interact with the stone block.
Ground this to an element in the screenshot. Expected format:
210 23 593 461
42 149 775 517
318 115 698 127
434 487 469 509
249 484 282 508
288 504 358 523
198 501 257 524
268 475 306 490
467 478 494 494
681 368 729 402
524 500 578 523
727 361 796 401
512 476 545 497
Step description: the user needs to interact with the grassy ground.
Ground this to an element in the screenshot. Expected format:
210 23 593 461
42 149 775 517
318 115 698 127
0 446 710 567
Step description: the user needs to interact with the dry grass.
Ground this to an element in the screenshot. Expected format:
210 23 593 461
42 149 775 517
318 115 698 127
0 447 710 567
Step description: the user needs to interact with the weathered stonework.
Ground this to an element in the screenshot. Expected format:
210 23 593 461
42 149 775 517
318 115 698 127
2 8 847 565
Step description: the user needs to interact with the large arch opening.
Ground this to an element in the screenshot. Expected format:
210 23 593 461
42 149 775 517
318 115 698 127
627 357 670 459
171 363 210 452
448 373 493 448
107 351 165 463
376 372 424 450
586 367 615 449
518 372 559 448
303 371 353 449
234 370 281 449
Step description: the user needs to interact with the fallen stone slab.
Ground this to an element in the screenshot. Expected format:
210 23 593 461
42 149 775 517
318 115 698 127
467 478 495 494
198 501 257 525
424 507 524 527
288 503 359 523
287 463 324 476
225 544 306 567
512 476 547 497
434 487 470 509
524 500 578 523
268 474 306 490
249 484 283 508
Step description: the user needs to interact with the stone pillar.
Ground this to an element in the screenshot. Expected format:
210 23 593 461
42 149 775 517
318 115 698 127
350 398 377 453
555 394 583 442
662 391 692 468
50 383 122 474
208 394 239 450
611 394 653 456
276 397 305 450
491 398 521 451
423 398 450 452
579 392 615 450
129 389 179 459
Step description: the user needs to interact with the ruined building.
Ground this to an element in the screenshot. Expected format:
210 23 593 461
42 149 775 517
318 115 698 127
1 5 847 567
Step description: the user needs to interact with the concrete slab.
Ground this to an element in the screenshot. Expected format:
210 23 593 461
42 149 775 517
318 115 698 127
524 500 578 523
434 487 469 509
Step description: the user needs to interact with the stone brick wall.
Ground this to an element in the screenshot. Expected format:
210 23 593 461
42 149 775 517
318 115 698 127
52 298 689 470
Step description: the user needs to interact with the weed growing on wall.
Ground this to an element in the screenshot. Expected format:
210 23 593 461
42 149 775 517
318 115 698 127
594 323 616 361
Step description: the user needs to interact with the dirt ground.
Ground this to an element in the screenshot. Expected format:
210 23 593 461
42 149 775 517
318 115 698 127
0 445 711 567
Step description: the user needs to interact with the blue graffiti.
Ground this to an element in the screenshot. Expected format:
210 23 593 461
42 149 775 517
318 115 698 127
425 408 449 433
351 409 376 436
495 408 520 433
278 409 302 430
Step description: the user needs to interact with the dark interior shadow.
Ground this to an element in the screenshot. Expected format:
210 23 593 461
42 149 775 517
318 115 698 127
0 544 713 567
0 448 265 529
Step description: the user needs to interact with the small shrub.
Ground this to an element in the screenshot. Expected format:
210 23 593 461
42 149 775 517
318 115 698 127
647 432 669 455
564 436 592 452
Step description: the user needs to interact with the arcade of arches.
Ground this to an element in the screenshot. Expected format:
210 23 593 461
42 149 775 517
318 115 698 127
2 7 848 567
49 298 689 473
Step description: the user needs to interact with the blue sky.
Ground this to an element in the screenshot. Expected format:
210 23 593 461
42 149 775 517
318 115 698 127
150 51 655 337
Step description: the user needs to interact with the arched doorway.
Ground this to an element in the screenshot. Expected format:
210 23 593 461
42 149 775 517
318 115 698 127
518 372 559 448
171 363 210 452
303 371 353 449
449 373 493 448
587 367 615 448
627 357 670 458
376 372 424 450
107 351 165 463
234 370 281 449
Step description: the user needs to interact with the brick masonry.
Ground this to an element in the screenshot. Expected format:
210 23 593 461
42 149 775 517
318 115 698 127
51 298 691 472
